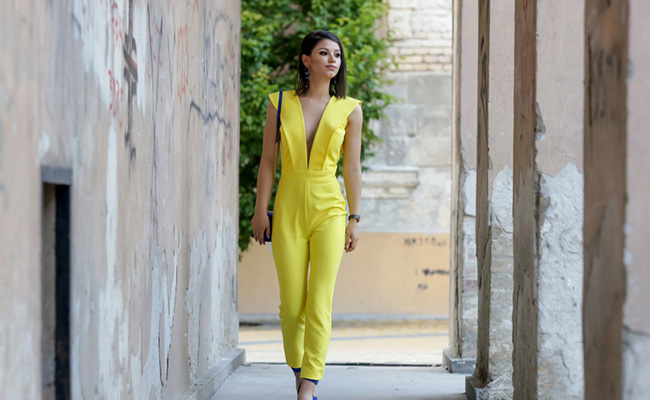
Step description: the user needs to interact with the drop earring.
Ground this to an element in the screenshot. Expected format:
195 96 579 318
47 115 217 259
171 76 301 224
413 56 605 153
304 67 310 86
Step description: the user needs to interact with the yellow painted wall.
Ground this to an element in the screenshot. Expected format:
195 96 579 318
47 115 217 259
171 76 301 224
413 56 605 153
238 232 450 317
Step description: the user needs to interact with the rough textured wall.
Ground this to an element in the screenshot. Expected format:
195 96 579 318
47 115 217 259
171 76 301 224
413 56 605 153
623 1 650 398
470 0 514 396
448 0 478 367
583 0 627 399
388 0 453 72
0 0 240 398
534 1 584 397
364 72 451 234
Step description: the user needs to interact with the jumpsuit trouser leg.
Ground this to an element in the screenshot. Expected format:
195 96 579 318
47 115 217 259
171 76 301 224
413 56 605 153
272 210 346 381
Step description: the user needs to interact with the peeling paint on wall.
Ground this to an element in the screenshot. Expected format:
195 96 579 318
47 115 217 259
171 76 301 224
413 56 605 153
132 1 148 111
187 229 208 381
536 162 584 397
491 165 513 235
207 207 238 359
463 170 476 216
97 123 128 400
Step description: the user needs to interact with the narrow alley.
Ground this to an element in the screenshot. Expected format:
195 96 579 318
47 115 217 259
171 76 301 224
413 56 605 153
1 0 648 399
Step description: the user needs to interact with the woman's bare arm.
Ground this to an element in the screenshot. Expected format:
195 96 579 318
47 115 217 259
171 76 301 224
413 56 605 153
342 105 363 252
251 100 280 244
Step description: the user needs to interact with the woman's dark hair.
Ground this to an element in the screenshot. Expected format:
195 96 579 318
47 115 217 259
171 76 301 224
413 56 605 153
295 30 347 98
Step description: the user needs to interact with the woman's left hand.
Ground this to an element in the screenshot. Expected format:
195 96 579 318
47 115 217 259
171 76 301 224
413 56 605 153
345 220 359 252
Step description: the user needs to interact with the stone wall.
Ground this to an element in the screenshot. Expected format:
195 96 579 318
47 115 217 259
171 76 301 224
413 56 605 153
364 0 453 235
388 0 453 72
0 1 241 398
363 72 452 234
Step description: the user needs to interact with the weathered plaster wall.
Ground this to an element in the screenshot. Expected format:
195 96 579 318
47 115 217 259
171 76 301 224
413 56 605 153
468 0 514 397
534 2 584 397
447 0 478 370
514 0 584 398
623 1 650 398
0 1 241 398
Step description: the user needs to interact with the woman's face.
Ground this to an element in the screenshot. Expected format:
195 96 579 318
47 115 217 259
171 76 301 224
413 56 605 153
302 39 341 80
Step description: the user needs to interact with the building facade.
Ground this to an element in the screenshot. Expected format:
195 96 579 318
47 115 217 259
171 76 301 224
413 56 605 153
0 1 242 398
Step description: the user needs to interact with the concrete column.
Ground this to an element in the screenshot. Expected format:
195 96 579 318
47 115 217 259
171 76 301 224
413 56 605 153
622 2 650 396
513 0 585 398
584 0 650 398
445 0 479 375
466 0 514 397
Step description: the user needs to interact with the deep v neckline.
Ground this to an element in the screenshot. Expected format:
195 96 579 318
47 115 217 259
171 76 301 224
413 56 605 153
297 94 334 169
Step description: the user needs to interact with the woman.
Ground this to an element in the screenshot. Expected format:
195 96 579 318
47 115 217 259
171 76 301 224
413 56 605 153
251 30 363 400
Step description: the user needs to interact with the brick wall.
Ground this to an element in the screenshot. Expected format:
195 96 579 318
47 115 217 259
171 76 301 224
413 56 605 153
388 0 453 72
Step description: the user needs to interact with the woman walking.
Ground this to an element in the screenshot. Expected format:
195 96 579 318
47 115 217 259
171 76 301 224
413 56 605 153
251 30 363 400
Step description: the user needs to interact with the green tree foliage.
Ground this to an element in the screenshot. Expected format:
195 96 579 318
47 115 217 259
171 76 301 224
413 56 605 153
239 0 395 252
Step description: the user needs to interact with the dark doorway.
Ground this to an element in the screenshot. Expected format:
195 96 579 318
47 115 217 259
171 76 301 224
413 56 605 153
41 167 72 400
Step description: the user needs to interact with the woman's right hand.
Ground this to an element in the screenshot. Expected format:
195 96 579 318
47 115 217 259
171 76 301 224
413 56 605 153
251 212 271 245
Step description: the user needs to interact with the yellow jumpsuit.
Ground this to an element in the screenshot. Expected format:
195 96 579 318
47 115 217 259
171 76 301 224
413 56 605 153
269 90 361 381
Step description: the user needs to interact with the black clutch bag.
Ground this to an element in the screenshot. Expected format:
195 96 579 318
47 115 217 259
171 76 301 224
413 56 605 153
264 211 273 242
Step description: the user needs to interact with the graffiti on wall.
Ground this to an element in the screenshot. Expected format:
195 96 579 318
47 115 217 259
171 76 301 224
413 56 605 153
70 0 240 395
123 0 138 167
74 0 144 169
402 235 450 291
403 235 447 247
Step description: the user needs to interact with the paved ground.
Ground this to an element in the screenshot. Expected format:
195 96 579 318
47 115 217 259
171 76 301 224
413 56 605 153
239 319 450 365
216 320 468 399
213 363 467 400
